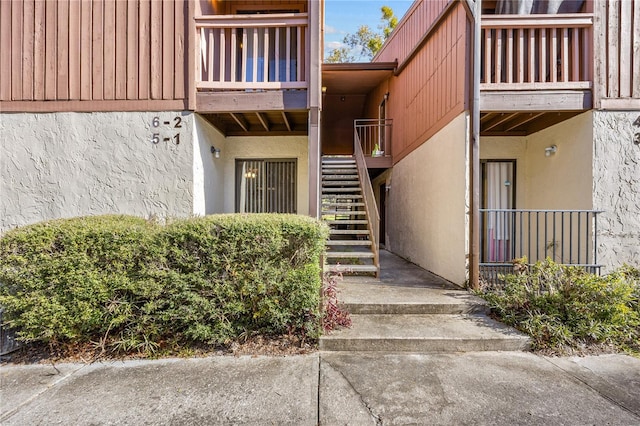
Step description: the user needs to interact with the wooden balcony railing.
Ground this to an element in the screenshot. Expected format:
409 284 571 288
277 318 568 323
195 13 307 90
481 14 593 90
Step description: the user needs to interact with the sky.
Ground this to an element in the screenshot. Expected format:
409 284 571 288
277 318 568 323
324 0 414 60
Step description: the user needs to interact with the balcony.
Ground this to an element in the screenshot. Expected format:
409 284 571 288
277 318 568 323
354 119 393 169
194 13 310 135
480 14 594 135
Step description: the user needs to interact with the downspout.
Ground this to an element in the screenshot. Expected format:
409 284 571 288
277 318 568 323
470 0 481 290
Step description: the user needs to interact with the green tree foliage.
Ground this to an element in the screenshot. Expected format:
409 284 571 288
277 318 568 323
326 5 398 63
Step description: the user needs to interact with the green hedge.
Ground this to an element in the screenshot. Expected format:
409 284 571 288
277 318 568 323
479 259 640 353
0 214 329 354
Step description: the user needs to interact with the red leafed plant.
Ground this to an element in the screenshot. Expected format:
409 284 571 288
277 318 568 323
322 271 352 332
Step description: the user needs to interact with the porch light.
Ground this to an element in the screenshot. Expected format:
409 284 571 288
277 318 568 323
545 145 557 157
211 146 221 158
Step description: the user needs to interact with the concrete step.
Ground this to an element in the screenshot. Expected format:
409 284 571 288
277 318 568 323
335 281 487 315
322 166 358 175
323 164 357 169
326 240 372 246
322 160 356 165
326 251 375 259
322 181 360 186
322 174 358 180
330 229 370 235
319 314 531 352
322 188 362 193
325 219 369 225
322 194 364 200
322 202 365 207
324 264 379 274
322 211 367 216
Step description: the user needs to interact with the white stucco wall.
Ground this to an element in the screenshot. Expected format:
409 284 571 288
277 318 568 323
386 112 468 285
193 114 226 215
222 136 309 215
593 110 640 271
0 111 194 232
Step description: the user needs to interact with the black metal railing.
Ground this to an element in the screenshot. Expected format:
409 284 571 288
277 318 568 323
479 209 602 284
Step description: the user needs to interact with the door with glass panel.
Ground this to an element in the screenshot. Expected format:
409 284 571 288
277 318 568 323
481 160 515 262
236 159 297 213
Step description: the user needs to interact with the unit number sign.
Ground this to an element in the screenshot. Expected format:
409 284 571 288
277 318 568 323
151 116 182 145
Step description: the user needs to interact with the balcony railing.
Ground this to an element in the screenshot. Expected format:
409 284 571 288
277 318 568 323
480 209 602 284
481 14 593 90
195 13 307 90
354 119 393 158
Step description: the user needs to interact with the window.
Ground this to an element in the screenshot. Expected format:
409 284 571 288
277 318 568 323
235 159 297 213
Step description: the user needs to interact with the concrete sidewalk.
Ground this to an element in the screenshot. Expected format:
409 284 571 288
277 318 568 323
2 352 639 425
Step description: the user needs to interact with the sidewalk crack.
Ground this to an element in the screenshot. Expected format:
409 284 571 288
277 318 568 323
321 358 383 425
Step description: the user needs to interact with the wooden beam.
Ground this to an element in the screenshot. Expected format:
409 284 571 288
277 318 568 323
196 90 307 113
480 90 592 111
0 99 188 112
202 114 227 136
256 112 270 131
482 113 517 132
230 112 249 132
503 112 545 132
281 111 292 131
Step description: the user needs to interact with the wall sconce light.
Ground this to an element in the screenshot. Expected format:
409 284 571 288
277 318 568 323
384 92 389 101
545 145 557 157
211 146 221 158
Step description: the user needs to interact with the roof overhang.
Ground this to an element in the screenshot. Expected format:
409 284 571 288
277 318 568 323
322 62 396 95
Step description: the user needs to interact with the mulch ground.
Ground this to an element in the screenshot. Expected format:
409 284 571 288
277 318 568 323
1 335 317 365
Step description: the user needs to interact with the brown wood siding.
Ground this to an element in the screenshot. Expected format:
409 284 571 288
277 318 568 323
594 0 640 109
371 0 470 164
0 0 190 111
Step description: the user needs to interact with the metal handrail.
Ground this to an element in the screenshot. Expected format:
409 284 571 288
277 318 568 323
354 119 393 158
353 130 380 276
479 209 602 281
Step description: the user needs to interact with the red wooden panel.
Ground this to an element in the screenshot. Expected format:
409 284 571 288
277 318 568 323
0 0 11 100
115 0 127 99
103 0 116 99
80 0 92 100
69 0 81 100
22 0 35 100
45 0 57 100
162 0 174 99
174 0 186 99
10 0 23 100
150 0 162 99
126 0 139 99
57 0 70 100
33 0 45 100
139 0 151 99
92 0 104 100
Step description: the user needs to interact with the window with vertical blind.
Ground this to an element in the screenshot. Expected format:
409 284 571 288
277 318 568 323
235 159 297 213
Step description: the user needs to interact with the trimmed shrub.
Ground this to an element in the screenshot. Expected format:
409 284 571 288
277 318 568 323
0 214 328 354
478 259 640 353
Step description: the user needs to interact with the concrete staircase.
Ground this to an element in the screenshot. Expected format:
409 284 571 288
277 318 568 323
320 251 531 353
322 155 378 275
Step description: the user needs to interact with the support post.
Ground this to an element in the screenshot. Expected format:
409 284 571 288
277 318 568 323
470 0 481 290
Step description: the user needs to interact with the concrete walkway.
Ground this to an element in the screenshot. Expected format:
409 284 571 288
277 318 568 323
2 352 639 425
